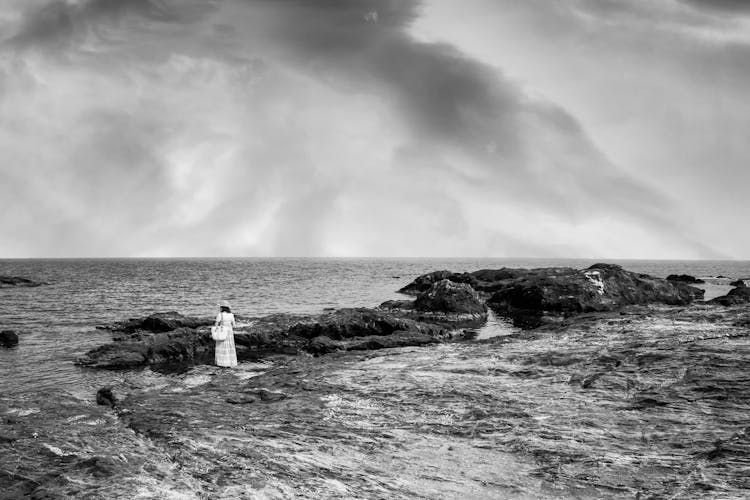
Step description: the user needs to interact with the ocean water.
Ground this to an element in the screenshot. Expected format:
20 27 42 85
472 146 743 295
1 258 749 397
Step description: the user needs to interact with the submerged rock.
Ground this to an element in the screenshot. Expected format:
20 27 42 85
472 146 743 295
667 274 705 284
0 330 19 347
0 275 46 288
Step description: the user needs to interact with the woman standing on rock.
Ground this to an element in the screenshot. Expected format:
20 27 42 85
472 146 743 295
214 301 238 368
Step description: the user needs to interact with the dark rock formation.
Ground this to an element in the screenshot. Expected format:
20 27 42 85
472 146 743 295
0 330 19 347
288 308 445 340
730 279 747 288
667 274 705 284
414 279 487 315
96 387 117 408
397 270 457 295
78 306 452 369
307 331 441 355
308 336 341 355
344 331 441 351
76 328 214 369
0 276 46 288
483 263 703 328
97 311 213 336
710 286 750 306
382 280 488 329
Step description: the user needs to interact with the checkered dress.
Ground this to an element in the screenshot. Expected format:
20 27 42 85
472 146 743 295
214 312 238 367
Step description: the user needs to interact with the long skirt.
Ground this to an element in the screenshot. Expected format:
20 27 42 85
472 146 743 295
215 328 238 367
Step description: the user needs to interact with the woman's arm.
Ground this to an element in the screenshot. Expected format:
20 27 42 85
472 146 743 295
215 313 222 326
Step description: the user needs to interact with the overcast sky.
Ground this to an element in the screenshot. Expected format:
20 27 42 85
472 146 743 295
0 0 747 258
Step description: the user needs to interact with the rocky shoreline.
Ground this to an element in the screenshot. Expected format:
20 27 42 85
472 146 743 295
3 264 750 498
74 263 740 370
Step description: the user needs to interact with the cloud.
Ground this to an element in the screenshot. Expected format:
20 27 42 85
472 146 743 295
680 0 750 14
0 0 731 257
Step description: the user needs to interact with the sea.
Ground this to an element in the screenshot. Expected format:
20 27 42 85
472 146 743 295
1 258 749 399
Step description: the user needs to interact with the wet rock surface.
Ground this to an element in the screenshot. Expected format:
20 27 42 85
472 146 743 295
667 274 706 284
414 279 487 315
0 276 46 288
75 327 215 369
710 286 750 306
403 263 704 328
287 307 446 340
0 330 19 348
97 311 213 337
78 307 454 370
5 303 750 498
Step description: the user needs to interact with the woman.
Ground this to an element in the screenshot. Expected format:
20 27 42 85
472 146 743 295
214 301 238 368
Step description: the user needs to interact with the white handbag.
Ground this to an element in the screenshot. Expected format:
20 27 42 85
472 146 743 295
211 324 227 341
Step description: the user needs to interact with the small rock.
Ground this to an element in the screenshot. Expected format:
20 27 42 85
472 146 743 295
96 387 117 407
0 330 19 347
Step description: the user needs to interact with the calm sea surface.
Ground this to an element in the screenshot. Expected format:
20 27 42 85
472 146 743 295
1 258 749 397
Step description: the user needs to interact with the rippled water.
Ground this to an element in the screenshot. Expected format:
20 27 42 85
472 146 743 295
1 258 748 397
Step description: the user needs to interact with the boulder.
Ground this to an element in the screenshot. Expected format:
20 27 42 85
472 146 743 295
485 263 704 328
308 336 342 355
710 286 750 306
0 330 19 347
414 279 487 315
666 274 705 284
0 276 46 288
76 327 214 369
729 280 747 288
98 311 213 335
398 270 465 295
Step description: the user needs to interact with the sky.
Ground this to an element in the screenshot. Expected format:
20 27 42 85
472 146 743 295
0 0 747 259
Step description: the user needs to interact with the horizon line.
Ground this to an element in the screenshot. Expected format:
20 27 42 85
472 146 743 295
0 256 748 262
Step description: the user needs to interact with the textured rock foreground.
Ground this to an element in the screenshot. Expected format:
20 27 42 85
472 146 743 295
5 302 750 498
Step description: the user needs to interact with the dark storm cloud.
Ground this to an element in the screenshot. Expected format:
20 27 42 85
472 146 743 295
680 0 750 14
6 0 216 48
235 0 678 236
0 0 724 257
